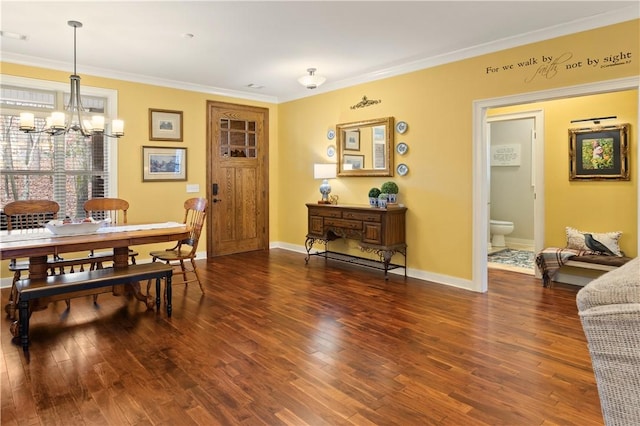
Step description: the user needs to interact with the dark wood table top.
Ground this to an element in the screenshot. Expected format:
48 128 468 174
0 222 189 259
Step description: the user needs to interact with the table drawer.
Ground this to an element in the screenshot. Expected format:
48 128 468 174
308 208 342 218
324 218 362 230
342 211 382 222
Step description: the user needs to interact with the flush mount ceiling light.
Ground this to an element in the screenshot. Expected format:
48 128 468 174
298 68 326 89
18 20 124 138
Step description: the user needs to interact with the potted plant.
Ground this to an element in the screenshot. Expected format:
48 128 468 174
368 187 381 207
381 181 399 203
377 193 388 208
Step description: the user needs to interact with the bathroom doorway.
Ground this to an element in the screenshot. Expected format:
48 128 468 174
487 111 544 275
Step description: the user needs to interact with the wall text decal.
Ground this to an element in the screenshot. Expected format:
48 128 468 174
484 51 633 83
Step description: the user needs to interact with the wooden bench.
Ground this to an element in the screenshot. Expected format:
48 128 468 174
15 263 173 352
555 254 633 286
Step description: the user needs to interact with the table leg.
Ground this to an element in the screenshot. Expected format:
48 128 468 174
113 246 155 309
382 250 393 280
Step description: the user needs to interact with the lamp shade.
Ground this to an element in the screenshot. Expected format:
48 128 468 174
298 68 326 89
314 163 336 180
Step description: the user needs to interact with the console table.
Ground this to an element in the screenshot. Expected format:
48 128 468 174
304 203 407 278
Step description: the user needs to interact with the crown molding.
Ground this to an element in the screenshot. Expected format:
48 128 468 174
280 7 639 102
1 53 279 104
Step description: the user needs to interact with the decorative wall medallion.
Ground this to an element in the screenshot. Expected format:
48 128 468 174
396 121 408 134
396 142 408 155
397 163 409 176
327 129 335 140
350 95 382 110
327 145 336 157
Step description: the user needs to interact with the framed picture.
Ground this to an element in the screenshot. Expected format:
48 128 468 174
344 130 360 151
569 124 630 181
343 154 365 170
142 146 187 181
149 109 183 141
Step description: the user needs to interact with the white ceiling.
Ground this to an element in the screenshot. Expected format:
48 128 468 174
1 1 638 103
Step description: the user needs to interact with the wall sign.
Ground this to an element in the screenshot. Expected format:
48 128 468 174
491 144 521 166
484 50 633 83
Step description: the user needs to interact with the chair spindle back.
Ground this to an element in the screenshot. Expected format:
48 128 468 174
84 198 129 224
4 200 60 230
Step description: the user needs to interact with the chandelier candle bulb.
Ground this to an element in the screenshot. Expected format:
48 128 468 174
111 119 124 136
91 115 105 131
51 112 66 129
19 112 35 131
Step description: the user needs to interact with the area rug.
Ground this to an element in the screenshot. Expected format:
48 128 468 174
488 248 535 271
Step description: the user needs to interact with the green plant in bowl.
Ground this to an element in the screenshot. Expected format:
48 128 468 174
377 193 388 208
381 181 399 203
368 187 381 207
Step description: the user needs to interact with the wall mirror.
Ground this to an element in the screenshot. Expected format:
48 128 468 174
336 117 394 177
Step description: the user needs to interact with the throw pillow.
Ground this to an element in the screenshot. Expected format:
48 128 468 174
565 227 623 256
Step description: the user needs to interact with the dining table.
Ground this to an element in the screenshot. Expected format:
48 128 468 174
0 222 190 335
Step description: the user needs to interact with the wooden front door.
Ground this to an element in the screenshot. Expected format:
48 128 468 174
206 101 269 256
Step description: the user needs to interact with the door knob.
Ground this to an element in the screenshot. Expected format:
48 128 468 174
212 198 222 203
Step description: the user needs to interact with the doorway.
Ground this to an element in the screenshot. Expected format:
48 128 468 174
487 111 543 275
472 77 639 293
206 101 269 257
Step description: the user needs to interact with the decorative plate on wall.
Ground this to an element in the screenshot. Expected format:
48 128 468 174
397 163 409 176
327 129 335 140
327 145 336 157
396 121 408 134
396 142 408 155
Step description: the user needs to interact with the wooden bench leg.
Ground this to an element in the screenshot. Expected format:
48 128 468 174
166 275 172 317
18 299 30 353
155 277 161 312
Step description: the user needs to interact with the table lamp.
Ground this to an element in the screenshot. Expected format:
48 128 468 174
313 163 337 204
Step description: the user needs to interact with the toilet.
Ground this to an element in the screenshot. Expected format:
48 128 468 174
490 220 514 247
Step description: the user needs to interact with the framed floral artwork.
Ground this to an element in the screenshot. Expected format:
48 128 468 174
569 124 630 181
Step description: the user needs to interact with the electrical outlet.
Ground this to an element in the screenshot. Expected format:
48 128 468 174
186 184 200 193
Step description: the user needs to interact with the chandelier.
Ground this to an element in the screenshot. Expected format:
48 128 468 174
19 20 124 138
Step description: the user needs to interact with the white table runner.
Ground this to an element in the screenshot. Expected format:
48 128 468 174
0 222 185 243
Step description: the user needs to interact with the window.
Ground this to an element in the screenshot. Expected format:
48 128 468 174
0 75 119 223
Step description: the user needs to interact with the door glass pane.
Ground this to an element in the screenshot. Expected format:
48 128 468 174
218 118 257 158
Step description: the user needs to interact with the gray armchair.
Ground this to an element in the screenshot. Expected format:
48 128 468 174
576 257 640 425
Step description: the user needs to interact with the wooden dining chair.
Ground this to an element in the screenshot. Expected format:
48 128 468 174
147 197 208 296
3 199 60 319
84 197 130 225
83 197 138 268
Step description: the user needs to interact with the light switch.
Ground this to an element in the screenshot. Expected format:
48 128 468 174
186 184 200 193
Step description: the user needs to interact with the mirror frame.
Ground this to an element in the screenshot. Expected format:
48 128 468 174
336 116 395 177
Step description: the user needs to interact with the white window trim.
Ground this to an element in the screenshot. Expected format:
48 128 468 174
1 74 119 197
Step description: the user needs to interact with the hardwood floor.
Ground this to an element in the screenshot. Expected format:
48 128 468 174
1 249 602 425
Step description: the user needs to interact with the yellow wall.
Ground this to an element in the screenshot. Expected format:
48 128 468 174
489 91 638 257
278 20 639 281
0 63 279 280
2 19 639 287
